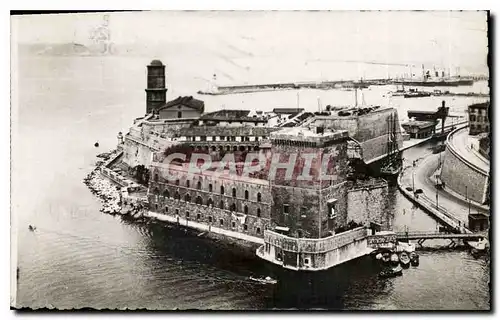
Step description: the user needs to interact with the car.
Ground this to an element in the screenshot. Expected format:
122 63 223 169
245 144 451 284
415 189 424 194
406 187 413 192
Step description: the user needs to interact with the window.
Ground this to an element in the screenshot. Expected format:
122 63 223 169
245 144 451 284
209 184 213 192
232 188 237 197
220 219 224 226
221 186 225 195
257 208 261 217
284 204 290 214
175 179 180 186
186 211 190 218
154 173 159 182
196 196 203 205
257 193 262 202
209 216 213 223
327 199 337 219
197 181 202 190
174 192 180 200
220 201 224 209
207 198 214 207
470 115 476 122
304 258 310 265
256 227 261 234
197 213 201 220
232 221 236 228
230 203 236 212
177 111 182 118
165 207 168 213
163 190 170 198
186 180 190 188
244 224 248 231
220 136 225 141
184 194 191 202
244 205 248 215
175 209 179 216
155 204 158 210
245 190 249 200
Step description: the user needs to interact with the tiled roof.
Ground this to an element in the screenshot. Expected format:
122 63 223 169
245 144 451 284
158 96 205 112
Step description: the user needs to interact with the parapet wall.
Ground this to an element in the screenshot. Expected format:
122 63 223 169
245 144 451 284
440 128 489 204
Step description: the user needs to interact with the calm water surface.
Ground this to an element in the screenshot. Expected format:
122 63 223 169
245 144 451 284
12 54 489 310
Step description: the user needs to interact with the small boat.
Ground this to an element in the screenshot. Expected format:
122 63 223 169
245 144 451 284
28 225 36 232
249 276 277 285
381 252 391 263
399 252 411 268
390 253 399 265
410 252 420 266
379 265 403 278
94 142 100 147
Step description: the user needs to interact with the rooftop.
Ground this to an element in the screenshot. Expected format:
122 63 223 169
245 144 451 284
149 59 163 66
468 102 489 110
199 109 267 122
160 96 205 112
271 126 349 144
401 120 436 129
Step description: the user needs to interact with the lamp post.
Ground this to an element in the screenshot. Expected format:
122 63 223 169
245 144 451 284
412 160 416 197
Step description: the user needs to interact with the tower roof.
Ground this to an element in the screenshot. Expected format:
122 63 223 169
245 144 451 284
149 59 164 66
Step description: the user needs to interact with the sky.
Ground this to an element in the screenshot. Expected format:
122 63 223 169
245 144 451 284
11 11 489 72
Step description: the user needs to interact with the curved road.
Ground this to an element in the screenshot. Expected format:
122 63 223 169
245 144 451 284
403 153 488 224
449 127 489 173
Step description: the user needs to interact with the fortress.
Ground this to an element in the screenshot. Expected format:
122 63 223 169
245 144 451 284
112 60 403 271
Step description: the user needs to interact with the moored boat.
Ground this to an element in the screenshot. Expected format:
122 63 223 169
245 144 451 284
390 253 399 265
379 265 403 278
381 252 391 264
410 252 420 266
249 276 277 285
399 251 411 268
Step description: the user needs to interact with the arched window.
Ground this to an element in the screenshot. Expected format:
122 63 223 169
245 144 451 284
184 193 191 202
257 193 262 202
221 186 225 195
219 219 224 226
165 207 168 213
196 196 203 205
257 208 261 217
154 173 159 182
230 203 236 212
245 190 249 200
174 192 180 200
196 213 201 220
175 179 180 186
186 180 190 188
186 211 190 218
256 227 261 234
153 187 160 195
209 184 213 192
232 188 237 197
207 198 214 207
209 216 213 223
220 201 224 209
244 205 248 215
197 181 202 190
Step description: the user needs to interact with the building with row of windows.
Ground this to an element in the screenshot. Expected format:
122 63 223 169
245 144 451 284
468 102 490 135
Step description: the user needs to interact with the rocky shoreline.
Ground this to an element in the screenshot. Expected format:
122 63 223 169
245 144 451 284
84 149 149 219
83 166 122 215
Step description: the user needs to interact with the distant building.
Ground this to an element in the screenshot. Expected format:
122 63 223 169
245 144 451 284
401 120 436 139
468 102 490 135
157 96 205 119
